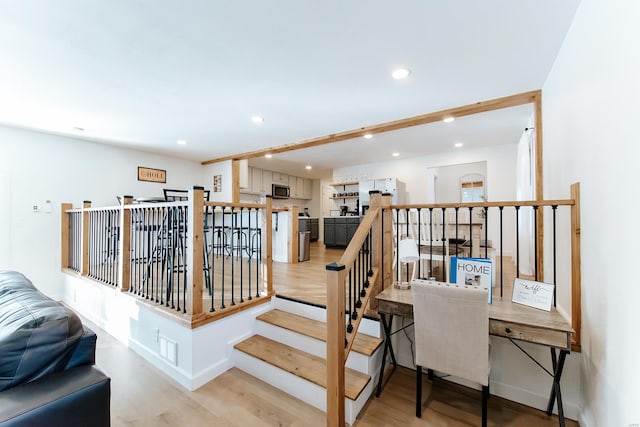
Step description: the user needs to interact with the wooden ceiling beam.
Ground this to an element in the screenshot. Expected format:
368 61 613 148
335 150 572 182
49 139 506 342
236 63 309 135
201 89 540 165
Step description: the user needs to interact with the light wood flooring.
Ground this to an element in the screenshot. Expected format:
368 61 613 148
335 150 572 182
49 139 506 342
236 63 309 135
89 242 576 426
271 242 517 307
89 316 576 426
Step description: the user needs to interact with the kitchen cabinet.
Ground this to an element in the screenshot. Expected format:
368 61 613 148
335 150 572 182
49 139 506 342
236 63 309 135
299 217 318 242
262 170 273 195
241 167 312 199
324 217 360 248
272 172 288 184
310 218 319 242
303 179 313 199
250 167 264 193
289 175 300 198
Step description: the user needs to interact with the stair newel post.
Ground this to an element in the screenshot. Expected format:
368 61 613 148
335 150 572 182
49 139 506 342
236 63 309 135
265 196 274 296
186 186 204 320
380 192 393 290
326 262 347 427
61 202 72 269
290 205 299 264
118 195 133 292
368 191 383 312
81 201 91 276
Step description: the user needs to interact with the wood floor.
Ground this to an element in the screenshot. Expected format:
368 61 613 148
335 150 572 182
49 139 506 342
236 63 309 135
88 241 576 426
90 316 575 426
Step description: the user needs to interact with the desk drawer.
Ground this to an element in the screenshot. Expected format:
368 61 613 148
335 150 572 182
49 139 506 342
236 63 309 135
490 320 570 350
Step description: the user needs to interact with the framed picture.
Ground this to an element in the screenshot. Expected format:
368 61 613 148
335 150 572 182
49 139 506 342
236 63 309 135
213 174 222 192
512 278 555 311
138 167 166 183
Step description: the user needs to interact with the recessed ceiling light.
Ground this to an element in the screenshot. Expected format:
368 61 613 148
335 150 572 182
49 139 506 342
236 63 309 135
392 68 411 80
265 154 273 158
177 139 187 145
363 133 373 139
454 142 464 148
251 116 264 124
443 116 455 123
392 152 400 157
305 165 312 170
72 126 84 131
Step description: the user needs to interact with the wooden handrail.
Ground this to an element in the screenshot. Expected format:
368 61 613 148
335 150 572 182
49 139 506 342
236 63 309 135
326 187 582 424
391 199 574 210
61 190 276 327
326 194 384 426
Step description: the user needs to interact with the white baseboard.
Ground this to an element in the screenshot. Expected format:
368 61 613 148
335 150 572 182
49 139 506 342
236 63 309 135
490 379 579 421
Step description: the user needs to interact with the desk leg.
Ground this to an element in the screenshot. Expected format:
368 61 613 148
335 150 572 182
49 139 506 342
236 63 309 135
375 314 396 397
546 348 568 427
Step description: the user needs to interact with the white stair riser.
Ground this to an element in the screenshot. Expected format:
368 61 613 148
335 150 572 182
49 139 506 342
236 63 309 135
271 297 381 339
233 348 365 425
254 320 378 375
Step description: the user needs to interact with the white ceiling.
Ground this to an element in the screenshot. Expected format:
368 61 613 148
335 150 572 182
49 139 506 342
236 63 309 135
0 1 579 175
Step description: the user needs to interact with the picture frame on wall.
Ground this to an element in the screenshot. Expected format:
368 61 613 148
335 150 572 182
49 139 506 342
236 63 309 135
137 167 166 183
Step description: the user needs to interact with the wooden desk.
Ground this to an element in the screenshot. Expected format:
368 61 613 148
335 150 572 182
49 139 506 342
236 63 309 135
375 282 574 427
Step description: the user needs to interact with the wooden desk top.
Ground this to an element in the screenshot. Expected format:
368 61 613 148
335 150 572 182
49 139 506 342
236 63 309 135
376 284 574 351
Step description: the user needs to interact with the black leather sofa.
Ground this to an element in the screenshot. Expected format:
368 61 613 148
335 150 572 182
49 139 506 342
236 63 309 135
0 271 111 426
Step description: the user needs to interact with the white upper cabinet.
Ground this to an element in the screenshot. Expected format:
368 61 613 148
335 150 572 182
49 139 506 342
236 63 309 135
241 167 311 199
272 172 288 184
303 178 313 199
250 167 264 193
238 159 249 189
262 170 273 195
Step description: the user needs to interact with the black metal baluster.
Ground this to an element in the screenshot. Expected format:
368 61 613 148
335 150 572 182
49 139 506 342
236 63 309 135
182 205 187 314
429 208 434 278
256 209 258 298
87 212 92 277
247 208 252 301
381 208 385 290
395 209 399 284
98 211 103 281
455 207 460 256
417 208 422 278
468 207 473 258
441 207 446 281
220 208 226 309
239 207 244 303
405 208 410 283
515 206 520 278
552 205 558 307
355 258 362 310
499 206 504 298
348 267 355 328
368 228 373 279
484 207 489 259
230 207 236 306
210 206 217 312
533 205 539 282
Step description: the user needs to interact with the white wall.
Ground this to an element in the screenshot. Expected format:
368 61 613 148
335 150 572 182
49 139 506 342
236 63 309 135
333 142 585 417
0 125 203 297
542 0 640 425
333 143 519 255
203 160 233 202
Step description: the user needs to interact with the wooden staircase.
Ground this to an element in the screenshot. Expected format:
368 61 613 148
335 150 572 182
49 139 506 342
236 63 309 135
233 298 383 424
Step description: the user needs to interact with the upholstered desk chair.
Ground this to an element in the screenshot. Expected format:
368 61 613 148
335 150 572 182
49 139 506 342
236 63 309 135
411 280 490 426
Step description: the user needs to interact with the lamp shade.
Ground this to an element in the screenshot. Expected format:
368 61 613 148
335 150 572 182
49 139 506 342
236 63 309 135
398 238 419 263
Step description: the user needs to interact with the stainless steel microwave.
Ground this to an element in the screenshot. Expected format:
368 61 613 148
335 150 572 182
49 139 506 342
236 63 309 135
272 184 290 199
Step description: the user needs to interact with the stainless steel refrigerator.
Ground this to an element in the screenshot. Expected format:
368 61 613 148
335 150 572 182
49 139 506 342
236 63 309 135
359 178 406 214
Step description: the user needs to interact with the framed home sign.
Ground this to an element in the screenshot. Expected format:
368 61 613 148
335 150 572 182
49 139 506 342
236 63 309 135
138 167 166 183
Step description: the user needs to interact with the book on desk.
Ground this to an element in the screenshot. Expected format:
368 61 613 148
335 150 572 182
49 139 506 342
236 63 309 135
450 257 493 303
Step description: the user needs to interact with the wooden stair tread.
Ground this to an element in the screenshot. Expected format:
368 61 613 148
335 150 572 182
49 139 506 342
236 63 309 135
234 335 371 401
257 309 382 356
